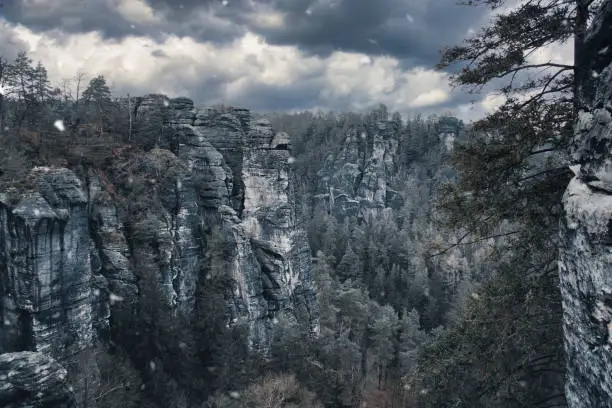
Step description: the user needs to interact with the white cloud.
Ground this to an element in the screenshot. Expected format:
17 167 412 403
3 20 481 117
110 0 160 24
409 89 449 108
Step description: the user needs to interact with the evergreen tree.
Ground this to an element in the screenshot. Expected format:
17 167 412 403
408 0 604 406
82 74 115 136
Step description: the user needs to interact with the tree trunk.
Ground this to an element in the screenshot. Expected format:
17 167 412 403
574 0 590 111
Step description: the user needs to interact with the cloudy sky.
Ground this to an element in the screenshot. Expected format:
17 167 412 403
0 0 573 121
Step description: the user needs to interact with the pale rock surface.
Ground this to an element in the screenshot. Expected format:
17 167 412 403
559 1 612 406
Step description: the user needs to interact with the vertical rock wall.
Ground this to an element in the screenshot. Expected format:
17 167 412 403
559 1 612 407
0 97 319 405
0 168 96 406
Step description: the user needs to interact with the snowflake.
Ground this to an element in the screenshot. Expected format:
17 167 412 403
53 119 65 132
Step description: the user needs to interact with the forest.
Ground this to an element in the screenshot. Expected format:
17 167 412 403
0 0 609 407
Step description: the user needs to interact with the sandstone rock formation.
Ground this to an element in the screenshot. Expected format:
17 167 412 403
162 100 319 346
0 98 318 404
315 120 402 220
559 1 612 406
0 168 98 406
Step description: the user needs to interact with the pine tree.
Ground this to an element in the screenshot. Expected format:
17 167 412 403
409 1 605 407
82 75 114 136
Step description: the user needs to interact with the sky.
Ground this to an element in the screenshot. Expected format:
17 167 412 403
0 0 574 122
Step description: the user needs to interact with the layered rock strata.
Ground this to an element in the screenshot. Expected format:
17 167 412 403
315 121 402 220
0 98 318 405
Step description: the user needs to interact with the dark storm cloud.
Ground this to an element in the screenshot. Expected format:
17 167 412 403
151 0 489 70
1 0 136 38
251 0 487 68
0 0 245 44
2 0 489 69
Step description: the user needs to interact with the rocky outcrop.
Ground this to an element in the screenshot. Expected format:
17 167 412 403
315 121 401 220
0 98 318 404
559 1 612 407
0 352 76 408
314 115 464 221
160 101 319 347
120 98 317 346
0 168 97 406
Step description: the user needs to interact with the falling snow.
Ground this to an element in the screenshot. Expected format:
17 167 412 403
109 293 124 304
53 119 65 132
288 156 296 164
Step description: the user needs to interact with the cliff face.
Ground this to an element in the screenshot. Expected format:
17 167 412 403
315 119 403 220
161 98 319 346
0 168 98 406
0 98 318 404
559 1 612 407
